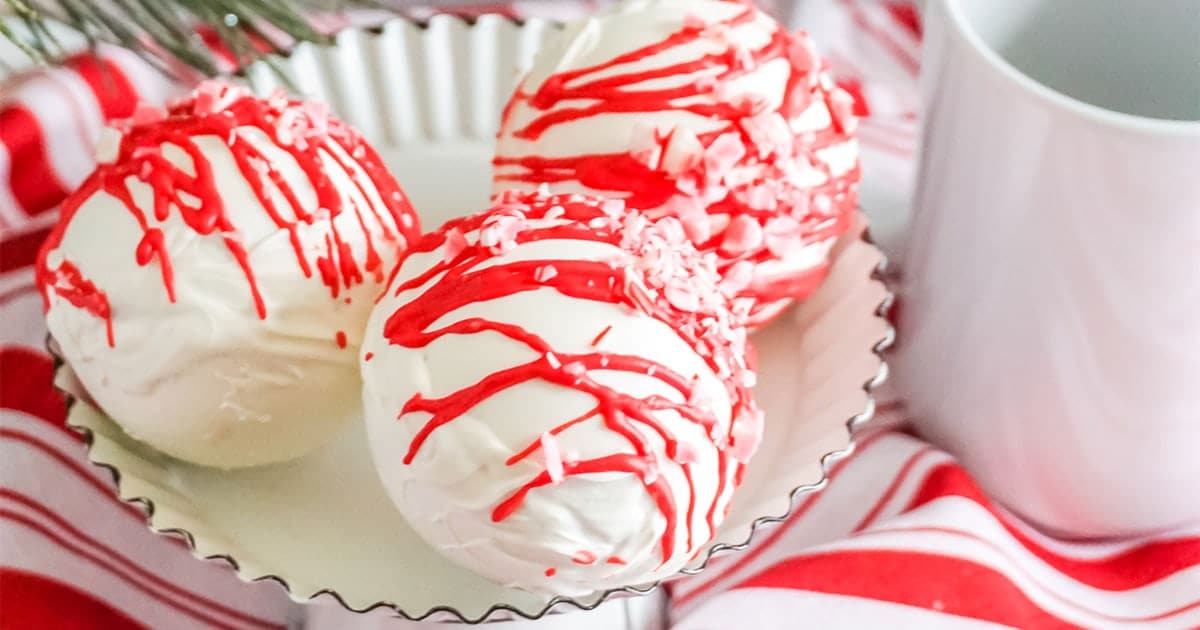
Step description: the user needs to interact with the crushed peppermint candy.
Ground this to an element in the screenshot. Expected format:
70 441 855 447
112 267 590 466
412 189 763 485
763 215 805 257
682 12 707 31
729 41 756 71
478 213 524 253
720 215 765 256
563 362 587 379
740 111 794 159
642 457 660 485
660 127 705 176
673 440 701 464
184 80 245 115
540 432 565 484
727 407 764 461
704 133 747 177
828 89 859 134
443 227 468 263
721 260 755 293
491 10 860 327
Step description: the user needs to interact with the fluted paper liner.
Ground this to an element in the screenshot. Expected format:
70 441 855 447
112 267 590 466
53 15 893 623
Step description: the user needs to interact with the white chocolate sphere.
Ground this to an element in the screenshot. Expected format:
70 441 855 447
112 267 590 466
493 0 861 325
361 190 761 595
39 82 420 468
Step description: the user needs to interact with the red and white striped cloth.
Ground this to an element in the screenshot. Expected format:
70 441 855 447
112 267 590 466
2 3 1199 628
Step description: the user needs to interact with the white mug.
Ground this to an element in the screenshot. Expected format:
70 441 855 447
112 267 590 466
897 0 1200 537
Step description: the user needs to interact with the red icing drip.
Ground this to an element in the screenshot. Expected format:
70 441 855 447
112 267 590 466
572 551 597 565
493 7 859 318
36 82 419 345
335 331 347 349
39 260 114 347
590 325 613 347
606 556 627 566
134 228 175 303
506 406 598 465
381 193 760 566
364 352 374 362
515 9 758 142
544 568 557 577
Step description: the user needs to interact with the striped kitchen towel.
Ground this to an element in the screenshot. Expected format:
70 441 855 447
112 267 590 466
2 3 1198 628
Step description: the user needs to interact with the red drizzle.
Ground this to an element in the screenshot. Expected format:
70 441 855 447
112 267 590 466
493 5 859 321
381 191 760 566
335 331 347 349
36 82 420 346
590 325 613 347
38 260 114 347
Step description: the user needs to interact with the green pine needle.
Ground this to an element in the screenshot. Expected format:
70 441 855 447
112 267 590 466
1 0 386 78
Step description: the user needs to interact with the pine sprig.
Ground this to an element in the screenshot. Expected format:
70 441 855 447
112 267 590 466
2 0 372 77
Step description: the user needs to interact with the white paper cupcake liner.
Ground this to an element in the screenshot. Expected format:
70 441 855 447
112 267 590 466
242 14 561 146
52 15 894 623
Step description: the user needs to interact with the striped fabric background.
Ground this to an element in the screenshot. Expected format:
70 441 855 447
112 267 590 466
2 3 1199 628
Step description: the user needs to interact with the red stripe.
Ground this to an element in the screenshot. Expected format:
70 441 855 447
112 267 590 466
824 49 866 80
851 446 934 532
64 55 139 120
0 107 71 216
46 65 102 159
0 428 141 518
908 463 1200 590
0 509 263 630
194 25 275 70
1 427 286 627
856 132 914 157
834 78 871 117
845 1 921 75
859 116 919 142
856 121 917 154
195 26 242 70
871 525 1200 623
0 283 38 307
671 430 893 608
885 2 923 39
0 225 52 272
1 489 284 629
732 549 1080 629
0 346 69 435
0 568 148 630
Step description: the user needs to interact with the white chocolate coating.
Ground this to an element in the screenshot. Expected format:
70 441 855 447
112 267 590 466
362 191 761 595
493 0 860 325
40 84 418 468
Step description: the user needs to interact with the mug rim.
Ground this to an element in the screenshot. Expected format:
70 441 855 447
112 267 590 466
938 0 1200 136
